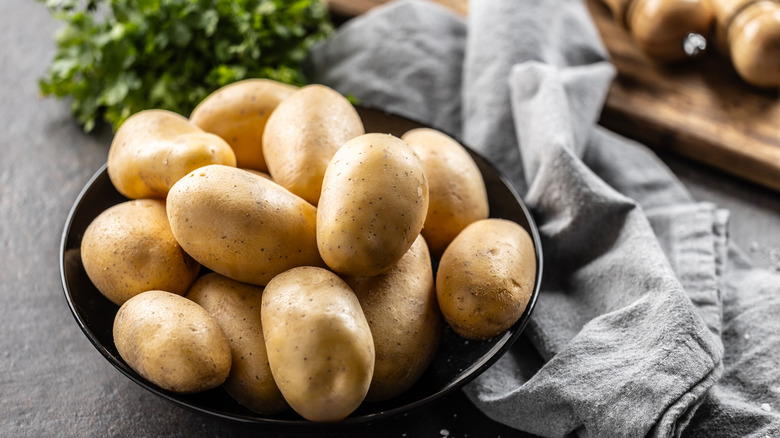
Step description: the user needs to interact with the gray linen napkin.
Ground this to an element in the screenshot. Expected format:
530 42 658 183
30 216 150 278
306 0 780 436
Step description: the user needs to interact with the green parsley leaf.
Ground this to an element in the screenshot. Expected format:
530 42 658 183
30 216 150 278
39 0 333 132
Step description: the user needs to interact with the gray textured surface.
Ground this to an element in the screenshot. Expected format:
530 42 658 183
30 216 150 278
1 1 779 437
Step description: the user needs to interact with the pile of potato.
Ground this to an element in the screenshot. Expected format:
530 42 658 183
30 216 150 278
79 80 537 422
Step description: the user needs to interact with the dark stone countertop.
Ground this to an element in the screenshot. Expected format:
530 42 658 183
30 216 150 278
1 1 778 437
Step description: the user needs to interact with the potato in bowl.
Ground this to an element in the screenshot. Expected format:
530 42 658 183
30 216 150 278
60 102 542 425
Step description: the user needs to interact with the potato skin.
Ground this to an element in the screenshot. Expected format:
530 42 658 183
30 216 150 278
401 128 489 256
187 273 287 415
317 133 429 277
190 79 297 172
343 235 442 401
108 109 236 199
166 164 323 286
436 219 536 340
262 84 364 205
261 267 375 422
113 290 232 393
80 199 200 306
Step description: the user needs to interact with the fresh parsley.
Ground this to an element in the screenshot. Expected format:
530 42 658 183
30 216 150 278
39 0 333 132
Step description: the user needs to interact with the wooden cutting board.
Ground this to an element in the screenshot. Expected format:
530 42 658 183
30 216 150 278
328 0 780 192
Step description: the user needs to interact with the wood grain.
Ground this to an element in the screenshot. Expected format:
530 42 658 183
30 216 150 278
588 0 780 192
327 0 780 192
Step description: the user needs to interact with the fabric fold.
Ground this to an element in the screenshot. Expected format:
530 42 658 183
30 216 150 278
645 203 728 340
305 0 466 136
510 61 615 169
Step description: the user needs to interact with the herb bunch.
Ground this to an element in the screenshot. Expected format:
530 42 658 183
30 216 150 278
39 0 333 132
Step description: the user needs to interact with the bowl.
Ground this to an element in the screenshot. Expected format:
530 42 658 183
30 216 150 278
59 107 543 426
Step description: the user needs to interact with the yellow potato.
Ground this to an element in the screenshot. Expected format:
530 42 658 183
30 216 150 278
317 133 429 277
80 199 200 306
166 164 323 286
243 168 273 180
261 267 374 422
190 79 297 172
113 290 232 393
107 109 236 199
343 235 442 401
436 219 536 340
187 273 287 415
401 128 489 256
262 84 364 205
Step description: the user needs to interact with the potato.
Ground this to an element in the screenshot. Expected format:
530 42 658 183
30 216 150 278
401 128 489 256
80 199 200 306
166 164 323 286
317 133 429 277
190 79 297 172
436 219 536 340
243 168 273 180
343 235 442 401
107 109 236 199
261 267 374 422
262 84 364 205
113 290 231 393
187 273 287 415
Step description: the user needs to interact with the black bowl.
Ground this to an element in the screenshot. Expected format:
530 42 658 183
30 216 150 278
59 107 543 427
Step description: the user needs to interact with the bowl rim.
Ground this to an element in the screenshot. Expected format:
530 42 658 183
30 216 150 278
59 108 543 427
